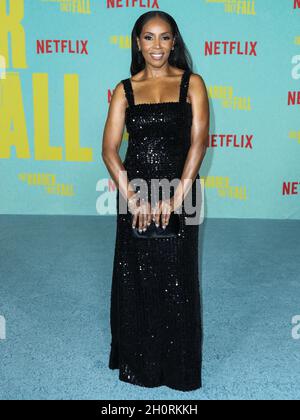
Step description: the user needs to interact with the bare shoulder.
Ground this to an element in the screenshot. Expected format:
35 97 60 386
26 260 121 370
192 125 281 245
112 80 126 99
189 73 207 92
109 80 127 108
188 73 208 102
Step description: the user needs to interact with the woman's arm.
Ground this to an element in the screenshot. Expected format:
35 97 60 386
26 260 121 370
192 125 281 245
171 73 210 210
101 81 135 202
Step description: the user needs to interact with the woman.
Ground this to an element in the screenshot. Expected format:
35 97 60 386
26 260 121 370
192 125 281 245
102 10 209 391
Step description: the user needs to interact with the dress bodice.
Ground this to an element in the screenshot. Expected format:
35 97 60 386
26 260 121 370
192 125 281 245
122 69 193 137
121 69 193 180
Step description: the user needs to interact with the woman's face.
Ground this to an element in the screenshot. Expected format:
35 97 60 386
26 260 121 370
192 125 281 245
137 17 175 67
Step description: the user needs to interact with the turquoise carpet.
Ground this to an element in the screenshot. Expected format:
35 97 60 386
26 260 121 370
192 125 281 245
0 215 299 400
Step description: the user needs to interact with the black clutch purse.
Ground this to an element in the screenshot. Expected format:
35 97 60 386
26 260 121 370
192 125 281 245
131 212 181 239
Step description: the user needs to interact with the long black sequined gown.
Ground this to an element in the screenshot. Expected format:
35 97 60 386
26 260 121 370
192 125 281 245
108 69 202 391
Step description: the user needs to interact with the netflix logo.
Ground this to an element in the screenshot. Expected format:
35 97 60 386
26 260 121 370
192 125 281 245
294 0 300 9
282 181 300 195
107 0 159 8
36 40 88 55
288 91 300 106
205 41 257 57
208 134 254 149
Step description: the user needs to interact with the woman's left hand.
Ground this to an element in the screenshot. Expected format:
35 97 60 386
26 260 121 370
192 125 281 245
151 197 182 229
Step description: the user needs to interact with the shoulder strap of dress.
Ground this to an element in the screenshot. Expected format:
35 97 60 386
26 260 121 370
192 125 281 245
179 69 192 104
121 78 135 107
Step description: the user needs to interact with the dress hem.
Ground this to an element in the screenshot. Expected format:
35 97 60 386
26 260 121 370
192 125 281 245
109 365 202 392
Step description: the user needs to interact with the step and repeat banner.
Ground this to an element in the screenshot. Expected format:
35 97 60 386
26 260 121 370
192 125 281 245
0 0 299 219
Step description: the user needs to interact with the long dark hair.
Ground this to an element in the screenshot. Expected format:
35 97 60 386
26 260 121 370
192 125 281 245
129 11 194 76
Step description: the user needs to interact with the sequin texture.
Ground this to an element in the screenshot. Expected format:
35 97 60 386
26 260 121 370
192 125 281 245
108 69 202 391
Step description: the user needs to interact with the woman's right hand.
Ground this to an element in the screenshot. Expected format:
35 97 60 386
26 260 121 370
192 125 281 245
128 194 152 232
